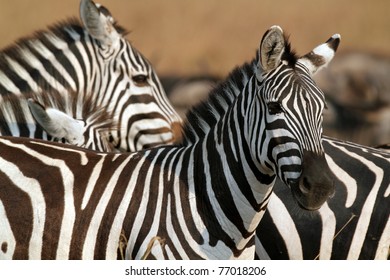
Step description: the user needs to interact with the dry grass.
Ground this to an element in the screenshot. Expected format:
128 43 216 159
118 229 128 260
140 236 166 260
0 0 389 77
118 230 166 260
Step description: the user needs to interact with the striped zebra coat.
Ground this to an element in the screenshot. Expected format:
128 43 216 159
0 26 338 259
165 74 390 259
256 136 390 260
0 90 116 152
0 0 182 151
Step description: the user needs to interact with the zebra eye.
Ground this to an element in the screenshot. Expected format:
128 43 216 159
267 102 283 115
132 74 148 86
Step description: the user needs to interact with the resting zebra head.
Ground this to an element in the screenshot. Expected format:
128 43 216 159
253 26 338 210
0 0 182 151
79 0 183 150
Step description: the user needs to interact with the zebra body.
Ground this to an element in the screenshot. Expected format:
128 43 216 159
256 136 390 260
0 26 338 259
0 0 182 151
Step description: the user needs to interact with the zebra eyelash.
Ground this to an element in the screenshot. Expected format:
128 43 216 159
132 74 149 86
267 101 284 115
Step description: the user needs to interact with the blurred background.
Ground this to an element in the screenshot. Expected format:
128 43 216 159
0 0 389 146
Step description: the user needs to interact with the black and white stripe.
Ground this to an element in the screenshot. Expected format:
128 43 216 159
0 0 182 152
256 136 390 260
0 90 116 151
0 26 338 259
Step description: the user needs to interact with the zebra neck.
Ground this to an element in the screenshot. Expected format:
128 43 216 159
182 59 257 145
187 88 275 257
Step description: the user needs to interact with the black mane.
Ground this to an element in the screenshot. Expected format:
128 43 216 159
0 17 128 94
1 17 128 54
182 58 257 144
1 18 81 57
281 33 298 67
181 34 298 145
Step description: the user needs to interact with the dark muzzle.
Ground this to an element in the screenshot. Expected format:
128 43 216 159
291 150 335 210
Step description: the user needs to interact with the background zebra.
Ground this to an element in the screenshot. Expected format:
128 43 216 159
0 0 182 152
256 136 390 260
0 26 338 259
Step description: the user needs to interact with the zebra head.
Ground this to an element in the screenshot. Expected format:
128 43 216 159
79 0 182 151
254 26 338 210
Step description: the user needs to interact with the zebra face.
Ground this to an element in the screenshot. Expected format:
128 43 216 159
80 0 183 152
99 44 183 151
256 26 338 210
0 0 182 152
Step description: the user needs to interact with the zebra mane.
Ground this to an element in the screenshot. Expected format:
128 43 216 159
182 58 257 144
182 34 298 144
1 17 128 52
0 17 128 91
280 33 298 67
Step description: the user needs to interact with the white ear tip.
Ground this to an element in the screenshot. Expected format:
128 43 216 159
332 34 341 40
269 25 283 33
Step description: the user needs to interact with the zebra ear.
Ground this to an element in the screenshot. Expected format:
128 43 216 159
80 0 120 47
28 99 85 146
298 34 341 76
259 25 285 72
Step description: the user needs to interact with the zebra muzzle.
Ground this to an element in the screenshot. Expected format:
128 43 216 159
291 150 335 211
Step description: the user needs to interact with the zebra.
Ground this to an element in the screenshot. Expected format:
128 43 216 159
255 136 390 260
0 0 182 152
165 75 390 260
159 40 390 259
0 90 117 152
0 26 338 259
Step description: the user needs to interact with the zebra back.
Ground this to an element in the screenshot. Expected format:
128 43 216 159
0 0 182 152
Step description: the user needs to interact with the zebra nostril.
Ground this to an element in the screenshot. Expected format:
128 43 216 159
299 177 311 194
